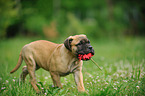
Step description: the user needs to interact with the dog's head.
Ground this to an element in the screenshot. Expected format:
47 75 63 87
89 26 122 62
64 34 94 59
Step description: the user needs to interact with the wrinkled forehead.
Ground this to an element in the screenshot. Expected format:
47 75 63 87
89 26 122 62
71 35 88 45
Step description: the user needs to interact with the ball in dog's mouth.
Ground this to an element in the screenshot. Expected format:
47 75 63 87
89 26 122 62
77 53 94 61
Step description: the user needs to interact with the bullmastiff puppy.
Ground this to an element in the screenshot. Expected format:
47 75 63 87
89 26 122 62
10 34 94 93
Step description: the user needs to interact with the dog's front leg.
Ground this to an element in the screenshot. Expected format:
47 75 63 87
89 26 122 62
50 72 62 88
73 70 85 92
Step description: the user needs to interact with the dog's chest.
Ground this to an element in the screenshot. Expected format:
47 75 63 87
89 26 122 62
69 60 82 72
58 60 82 76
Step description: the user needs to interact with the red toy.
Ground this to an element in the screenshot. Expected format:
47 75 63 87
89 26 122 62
78 53 93 61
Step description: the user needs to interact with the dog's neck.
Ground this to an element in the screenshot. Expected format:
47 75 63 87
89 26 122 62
60 44 78 60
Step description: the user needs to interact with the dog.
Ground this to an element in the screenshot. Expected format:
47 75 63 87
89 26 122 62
10 34 94 93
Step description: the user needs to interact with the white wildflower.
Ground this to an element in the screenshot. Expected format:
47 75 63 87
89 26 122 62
92 79 96 83
86 89 89 92
100 88 103 91
45 77 48 79
37 83 40 86
123 80 127 82
6 80 9 83
136 86 139 89
44 81 46 85
114 87 117 90
64 78 67 80
96 76 99 79
120 74 125 77
12 79 15 82
1 87 6 90
44 93 47 95
89 75 93 78
105 82 108 85
90 82 92 85
116 81 119 84
71 85 75 88
116 74 119 77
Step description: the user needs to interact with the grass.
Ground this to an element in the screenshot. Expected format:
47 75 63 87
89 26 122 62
0 36 145 96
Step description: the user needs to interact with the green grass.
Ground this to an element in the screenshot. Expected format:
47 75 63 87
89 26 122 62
0 36 145 96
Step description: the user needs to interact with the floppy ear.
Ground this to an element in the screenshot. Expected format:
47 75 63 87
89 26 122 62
64 38 73 51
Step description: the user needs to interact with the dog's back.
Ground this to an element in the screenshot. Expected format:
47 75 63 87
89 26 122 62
10 40 59 73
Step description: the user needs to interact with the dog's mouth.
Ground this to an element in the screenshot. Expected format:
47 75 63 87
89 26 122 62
77 53 94 61
76 49 94 61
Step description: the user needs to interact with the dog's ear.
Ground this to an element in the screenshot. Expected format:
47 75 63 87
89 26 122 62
64 38 73 51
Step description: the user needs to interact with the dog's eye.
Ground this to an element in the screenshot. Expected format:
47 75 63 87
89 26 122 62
76 43 81 46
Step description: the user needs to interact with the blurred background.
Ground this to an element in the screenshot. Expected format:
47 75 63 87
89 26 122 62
0 0 145 40
0 1 145 95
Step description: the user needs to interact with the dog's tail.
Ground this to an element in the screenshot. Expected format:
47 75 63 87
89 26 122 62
10 51 23 74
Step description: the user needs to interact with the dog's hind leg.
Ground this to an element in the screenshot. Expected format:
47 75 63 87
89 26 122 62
20 65 40 83
23 56 40 93
20 66 28 83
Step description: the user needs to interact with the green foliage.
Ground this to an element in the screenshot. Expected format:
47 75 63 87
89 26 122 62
65 13 86 35
0 37 145 95
0 0 19 38
0 0 144 39
24 14 48 36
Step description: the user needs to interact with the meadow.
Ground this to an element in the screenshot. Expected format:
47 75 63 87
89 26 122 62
0 36 145 96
